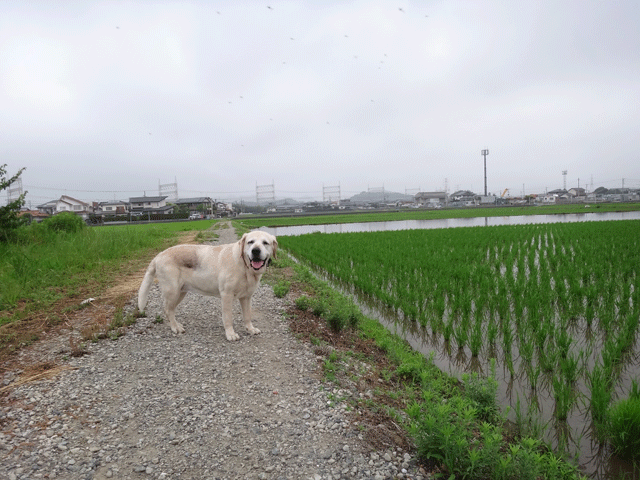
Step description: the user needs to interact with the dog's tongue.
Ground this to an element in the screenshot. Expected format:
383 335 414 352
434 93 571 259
251 259 265 270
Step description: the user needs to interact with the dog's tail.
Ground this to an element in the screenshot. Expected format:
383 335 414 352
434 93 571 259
137 259 157 312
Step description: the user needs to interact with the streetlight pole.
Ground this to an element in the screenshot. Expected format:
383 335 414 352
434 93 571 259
481 149 489 196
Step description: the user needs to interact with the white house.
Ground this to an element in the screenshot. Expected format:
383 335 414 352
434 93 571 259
97 200 129 216
37 195 93 219
540 194 559 204
128 196 170 214
414 191 448 206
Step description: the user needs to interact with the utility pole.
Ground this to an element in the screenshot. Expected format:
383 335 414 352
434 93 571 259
481 149 489 196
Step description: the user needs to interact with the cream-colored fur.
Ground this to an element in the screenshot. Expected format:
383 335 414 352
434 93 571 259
138 231 277 341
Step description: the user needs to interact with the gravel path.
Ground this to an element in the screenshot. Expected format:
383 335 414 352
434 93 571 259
0 223 426 480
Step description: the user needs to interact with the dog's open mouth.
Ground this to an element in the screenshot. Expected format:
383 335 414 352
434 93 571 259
251 259 266 270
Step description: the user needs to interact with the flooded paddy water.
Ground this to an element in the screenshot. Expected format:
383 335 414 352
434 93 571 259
262 211 640 479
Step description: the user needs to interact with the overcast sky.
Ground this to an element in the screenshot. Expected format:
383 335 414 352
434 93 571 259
2 1 639 206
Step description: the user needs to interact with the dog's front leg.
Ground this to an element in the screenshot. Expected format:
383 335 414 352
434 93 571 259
221 294 239 341
239 296 260 336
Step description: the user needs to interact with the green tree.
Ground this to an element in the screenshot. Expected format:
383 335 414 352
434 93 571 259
0 164 27 243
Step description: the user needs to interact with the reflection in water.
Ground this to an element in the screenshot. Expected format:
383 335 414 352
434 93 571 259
262 210 640 237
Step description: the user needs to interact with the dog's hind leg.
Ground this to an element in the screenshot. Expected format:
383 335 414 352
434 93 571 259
163 289 187 334
239 296 260 336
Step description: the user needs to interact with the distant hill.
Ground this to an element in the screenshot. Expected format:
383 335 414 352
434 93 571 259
348 190 414 204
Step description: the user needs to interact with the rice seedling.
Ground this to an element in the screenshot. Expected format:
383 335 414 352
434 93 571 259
606 380 640 460
279 219 640 471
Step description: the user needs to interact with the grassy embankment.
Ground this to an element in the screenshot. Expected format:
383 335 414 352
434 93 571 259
0 216 217 357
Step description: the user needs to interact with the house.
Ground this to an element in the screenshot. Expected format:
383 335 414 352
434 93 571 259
36 200 58 216
174 197 214 216
567 188 586 198
540 194 559 204
128 196 174 214
215 202 234 217
18 210 49 223
36 195 93 220
449 190 476 206
474 195 497 206
96 200 129 216
414 191 448 207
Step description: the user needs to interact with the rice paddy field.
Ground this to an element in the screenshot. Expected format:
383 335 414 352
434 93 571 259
278 219 640 476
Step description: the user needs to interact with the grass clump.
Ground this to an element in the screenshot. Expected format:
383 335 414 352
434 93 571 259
462 359 500 422
294 295 311 311
273 280 291 298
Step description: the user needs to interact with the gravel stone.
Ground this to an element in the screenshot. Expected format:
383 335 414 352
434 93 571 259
0 223 428 480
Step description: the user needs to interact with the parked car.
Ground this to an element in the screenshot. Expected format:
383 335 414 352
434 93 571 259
189 213 201 220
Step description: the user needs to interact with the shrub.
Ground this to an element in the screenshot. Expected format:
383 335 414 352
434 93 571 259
44 212 87 233
0 165 27 243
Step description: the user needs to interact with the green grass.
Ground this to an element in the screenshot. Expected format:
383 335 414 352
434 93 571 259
0 219 216 325
236 202 640 228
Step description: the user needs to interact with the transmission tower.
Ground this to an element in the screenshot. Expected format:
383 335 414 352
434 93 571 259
562 170 567 190
323 184 341 205
368 185 386 203
256 181 275 205
159 177 178 202
6 176 24 204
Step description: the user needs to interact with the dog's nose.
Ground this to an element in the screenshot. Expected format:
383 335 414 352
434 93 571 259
251 247 261 257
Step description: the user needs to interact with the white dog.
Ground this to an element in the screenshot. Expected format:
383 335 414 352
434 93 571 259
137 231 277 341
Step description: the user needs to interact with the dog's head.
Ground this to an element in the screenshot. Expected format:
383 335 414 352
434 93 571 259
240 231 278 273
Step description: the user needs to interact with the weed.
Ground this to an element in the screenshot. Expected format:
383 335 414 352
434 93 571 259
273 280 290 298
462 359 499 422
294 295 311 311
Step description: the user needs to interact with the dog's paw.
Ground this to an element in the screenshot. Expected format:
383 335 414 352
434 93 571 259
171 322 185 334
247 326 261 335
225 331 240 341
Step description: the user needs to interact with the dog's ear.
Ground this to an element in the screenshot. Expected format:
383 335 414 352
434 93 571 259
271 236 278 260
239 233 248 264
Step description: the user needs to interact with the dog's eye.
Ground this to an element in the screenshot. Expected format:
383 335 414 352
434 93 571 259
263 241 269 245
247 240 255 245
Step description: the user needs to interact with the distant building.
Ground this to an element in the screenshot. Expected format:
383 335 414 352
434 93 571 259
36 195 93 220
449 190 476 206
96 200 129 216
129 196 174 214
174 197 214 216
567 188 586 198
414 191 448 206
474 195 497 206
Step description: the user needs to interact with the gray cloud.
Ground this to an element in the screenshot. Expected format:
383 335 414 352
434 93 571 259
1 0 638 206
